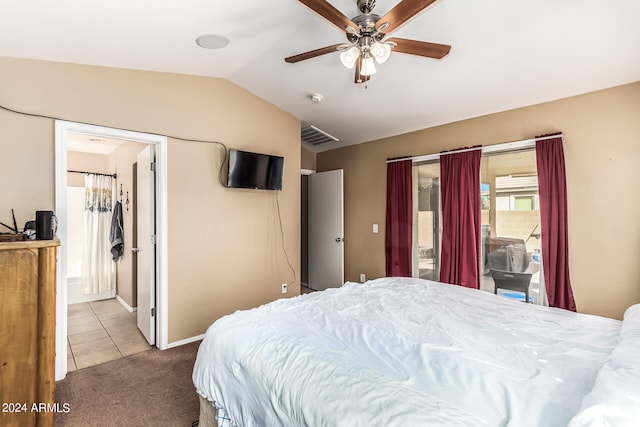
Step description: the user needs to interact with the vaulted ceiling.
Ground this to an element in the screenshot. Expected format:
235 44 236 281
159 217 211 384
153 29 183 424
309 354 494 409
0 0 638 152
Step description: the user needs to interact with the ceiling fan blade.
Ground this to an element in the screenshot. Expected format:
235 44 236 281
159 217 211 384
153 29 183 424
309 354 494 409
285 44 344 63
354 57 371 84
387 37 451 59
375 0 438 33
299 0 360 33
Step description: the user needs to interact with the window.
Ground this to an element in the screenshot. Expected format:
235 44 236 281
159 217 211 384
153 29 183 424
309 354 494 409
514 196 534 211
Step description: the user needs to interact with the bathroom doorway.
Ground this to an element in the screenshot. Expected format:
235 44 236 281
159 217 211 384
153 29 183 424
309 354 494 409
54 120 168 380
64 133 150 370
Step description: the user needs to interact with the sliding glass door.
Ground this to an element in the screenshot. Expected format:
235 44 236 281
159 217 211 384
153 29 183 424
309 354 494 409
414 162 440 281
480 150 542 302
413 148 543 303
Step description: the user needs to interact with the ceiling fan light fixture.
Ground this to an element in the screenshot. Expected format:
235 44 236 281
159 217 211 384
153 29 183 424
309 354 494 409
360 55 377 76
340 46 361 69
370 42 391 63
288 0 451 84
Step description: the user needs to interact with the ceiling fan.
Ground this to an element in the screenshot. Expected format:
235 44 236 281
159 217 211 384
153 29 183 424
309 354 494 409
285 0 451 83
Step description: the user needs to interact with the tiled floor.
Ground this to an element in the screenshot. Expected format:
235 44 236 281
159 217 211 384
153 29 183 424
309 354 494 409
67 299 151 371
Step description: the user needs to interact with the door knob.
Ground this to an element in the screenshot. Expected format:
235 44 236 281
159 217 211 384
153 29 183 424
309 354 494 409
335 237 344 242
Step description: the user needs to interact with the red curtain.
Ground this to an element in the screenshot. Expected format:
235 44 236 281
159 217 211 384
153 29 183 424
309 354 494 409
536 135 577 311
439 149 481 289
385 159 413 277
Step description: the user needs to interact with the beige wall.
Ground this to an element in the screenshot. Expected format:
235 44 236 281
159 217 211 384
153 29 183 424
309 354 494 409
0 56 300 343
301 146 317 170
318 81 640 320
67 152 112 187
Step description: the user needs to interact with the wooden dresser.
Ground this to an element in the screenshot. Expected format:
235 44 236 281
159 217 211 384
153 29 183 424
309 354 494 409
0 239 59 427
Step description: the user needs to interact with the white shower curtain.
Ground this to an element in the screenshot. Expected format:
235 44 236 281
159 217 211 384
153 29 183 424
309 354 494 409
81 174 116 295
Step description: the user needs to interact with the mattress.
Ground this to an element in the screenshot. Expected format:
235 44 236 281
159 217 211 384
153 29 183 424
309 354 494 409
193 277 638 426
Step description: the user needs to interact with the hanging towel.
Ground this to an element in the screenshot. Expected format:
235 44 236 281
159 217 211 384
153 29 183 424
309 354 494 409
110 201 124 262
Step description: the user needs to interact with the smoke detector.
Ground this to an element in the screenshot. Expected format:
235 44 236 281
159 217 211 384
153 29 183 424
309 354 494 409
195 34 230 49
309 93 323 103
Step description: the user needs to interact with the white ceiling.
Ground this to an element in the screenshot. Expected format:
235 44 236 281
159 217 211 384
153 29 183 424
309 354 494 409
66 133 124 155
0 0 638 153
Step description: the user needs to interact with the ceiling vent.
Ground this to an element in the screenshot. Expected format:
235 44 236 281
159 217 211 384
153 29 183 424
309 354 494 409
301 125 339 146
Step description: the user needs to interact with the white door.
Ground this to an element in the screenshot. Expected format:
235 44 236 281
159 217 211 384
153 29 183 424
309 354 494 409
136 146 156 345
308 169 344 290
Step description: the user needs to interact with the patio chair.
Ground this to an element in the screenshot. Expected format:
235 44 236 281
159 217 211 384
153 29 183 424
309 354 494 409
490 269 533 303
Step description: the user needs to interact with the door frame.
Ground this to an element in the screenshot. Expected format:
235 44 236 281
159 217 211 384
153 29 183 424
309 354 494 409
300 169 314 286
54 120 169 381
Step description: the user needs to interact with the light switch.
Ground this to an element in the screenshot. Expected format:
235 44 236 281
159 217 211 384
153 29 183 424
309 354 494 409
372 224 379 234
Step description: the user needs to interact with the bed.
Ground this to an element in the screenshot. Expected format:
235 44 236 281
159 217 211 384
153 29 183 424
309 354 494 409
192 277 640 426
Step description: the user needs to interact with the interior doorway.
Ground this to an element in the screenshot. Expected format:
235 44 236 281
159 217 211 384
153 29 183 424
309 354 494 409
64 134 153 370
54 120 168 381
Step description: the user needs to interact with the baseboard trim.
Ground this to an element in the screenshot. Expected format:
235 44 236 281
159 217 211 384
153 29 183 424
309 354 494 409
116 295 137 313
167 334 205 349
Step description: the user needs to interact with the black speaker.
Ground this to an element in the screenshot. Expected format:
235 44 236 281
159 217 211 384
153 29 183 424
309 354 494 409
36 210 55 240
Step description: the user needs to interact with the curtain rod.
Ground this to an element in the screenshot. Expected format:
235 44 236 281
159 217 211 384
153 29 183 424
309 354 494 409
67 170 117 179
386 133 563 164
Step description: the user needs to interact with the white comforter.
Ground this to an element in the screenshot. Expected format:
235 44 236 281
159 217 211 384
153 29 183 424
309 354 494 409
193 277 627 427
568 304 640 426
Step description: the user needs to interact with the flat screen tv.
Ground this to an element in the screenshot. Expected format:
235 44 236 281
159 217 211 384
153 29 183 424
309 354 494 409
227 149 284 191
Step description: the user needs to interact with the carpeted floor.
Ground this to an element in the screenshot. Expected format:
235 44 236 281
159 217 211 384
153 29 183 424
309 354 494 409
54 341 201 426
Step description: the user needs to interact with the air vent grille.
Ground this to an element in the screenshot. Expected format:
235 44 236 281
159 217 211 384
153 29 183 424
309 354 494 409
301 125 339 146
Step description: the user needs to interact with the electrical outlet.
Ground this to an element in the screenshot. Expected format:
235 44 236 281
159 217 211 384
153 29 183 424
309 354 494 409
281 283 288 294
359 274 366 283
